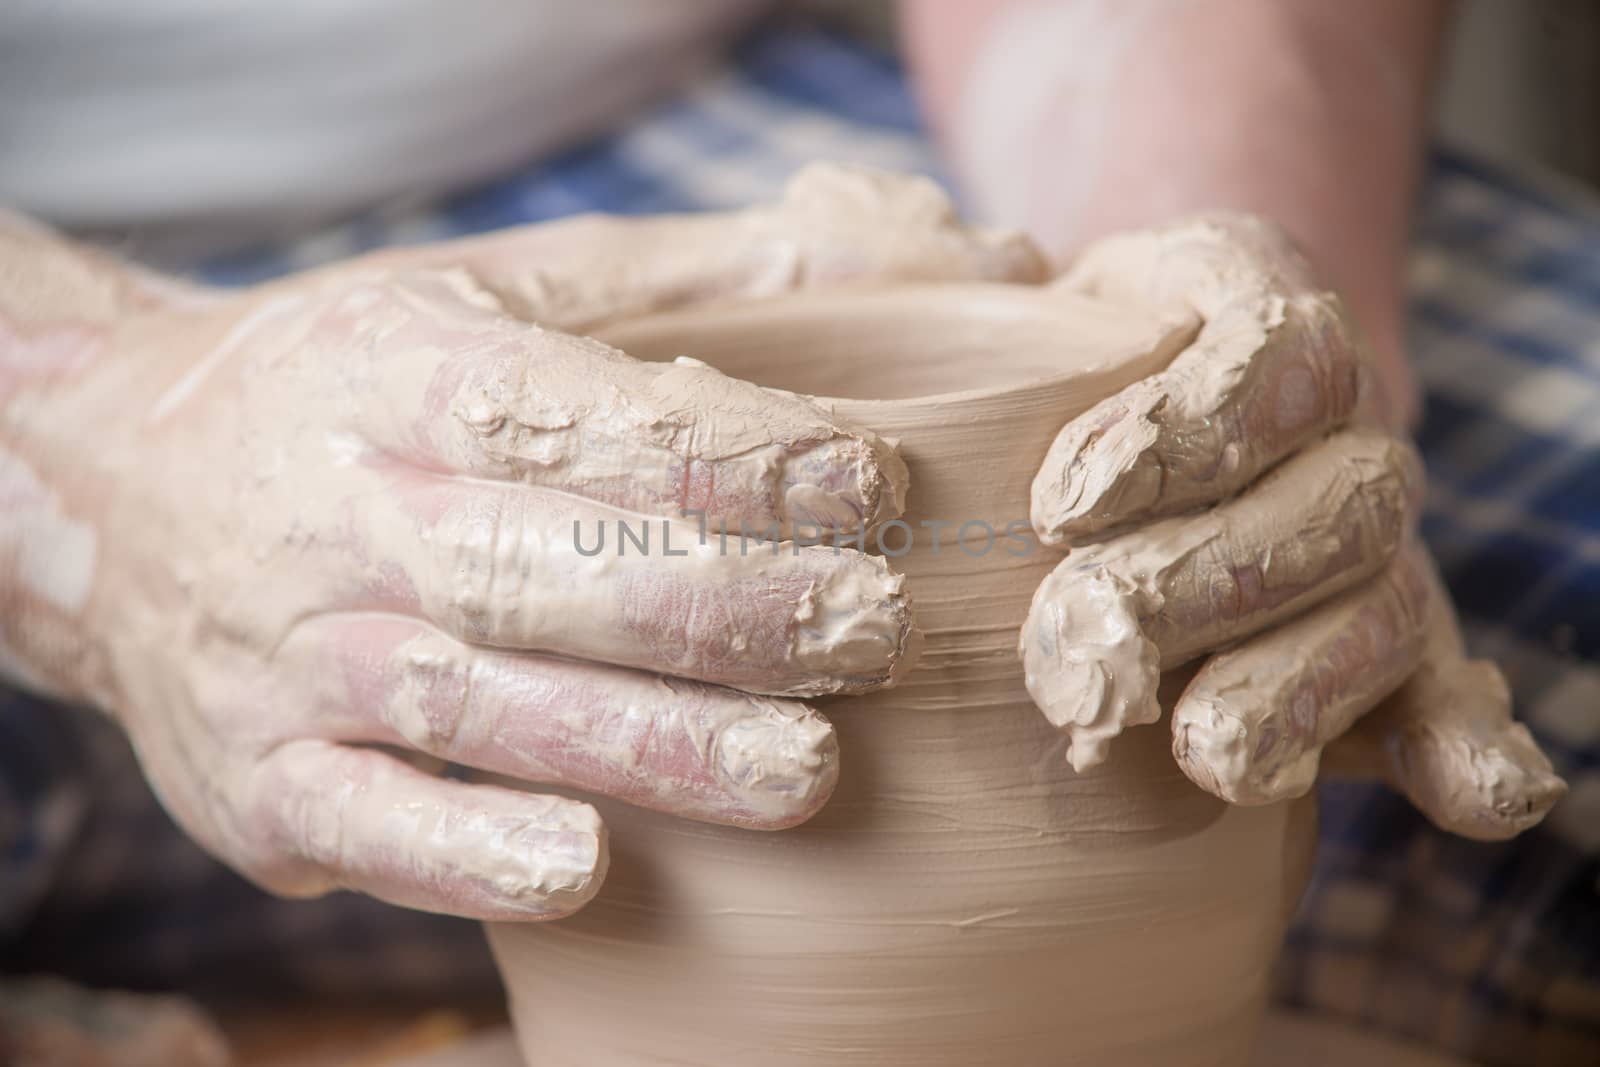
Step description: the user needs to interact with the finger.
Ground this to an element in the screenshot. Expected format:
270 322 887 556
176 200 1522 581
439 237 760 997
313 269 907 537
354 471 916 698
1033 214 1366 544
242 740 606 921
1324 557 1566 839
1171 543 1432 805
1022 429 1416 770
340 163 1048 331
281 614 839 829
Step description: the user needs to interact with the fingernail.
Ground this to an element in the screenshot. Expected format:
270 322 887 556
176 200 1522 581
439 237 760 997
779 436 907 534
492 803 607 916
715 702 839 822
1170 698 1250 802
788 557 914 692
1482 732 1568 828
1022 566 1161 771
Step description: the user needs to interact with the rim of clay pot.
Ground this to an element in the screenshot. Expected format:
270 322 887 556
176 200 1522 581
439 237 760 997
594 281 1195 411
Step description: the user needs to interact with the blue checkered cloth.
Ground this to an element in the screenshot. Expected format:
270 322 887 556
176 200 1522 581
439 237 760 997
3 21 1597 1064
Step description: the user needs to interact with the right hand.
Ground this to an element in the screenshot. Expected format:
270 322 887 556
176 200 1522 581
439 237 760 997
0 167 1043 920
1017 215 1562 838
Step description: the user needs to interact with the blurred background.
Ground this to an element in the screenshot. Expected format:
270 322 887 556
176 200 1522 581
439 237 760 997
805 0 1600 192
1435 0 1600 190
3 3 1597 1064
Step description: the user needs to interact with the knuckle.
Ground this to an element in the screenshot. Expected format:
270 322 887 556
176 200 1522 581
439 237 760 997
447 340 603 480
594 691 675 787
235 748 347 897
384 632 477 753
782 164 953 227
427 491 541 644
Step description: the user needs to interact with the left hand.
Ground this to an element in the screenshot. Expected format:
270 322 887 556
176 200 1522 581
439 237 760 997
0 166 1047 920
1019 215 1564 838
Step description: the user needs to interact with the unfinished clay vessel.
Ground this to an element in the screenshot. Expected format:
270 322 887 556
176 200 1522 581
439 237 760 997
487 284 1317 1066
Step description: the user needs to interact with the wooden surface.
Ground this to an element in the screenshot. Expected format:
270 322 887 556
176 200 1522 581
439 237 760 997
228 1006 502 1067
295 1011 1480 1066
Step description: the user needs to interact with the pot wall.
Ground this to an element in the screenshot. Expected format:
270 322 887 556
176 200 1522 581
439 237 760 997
489 286 1316 1066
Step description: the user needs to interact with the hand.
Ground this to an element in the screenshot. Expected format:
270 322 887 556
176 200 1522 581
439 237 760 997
0 167 1044 919
1019 215 1563 837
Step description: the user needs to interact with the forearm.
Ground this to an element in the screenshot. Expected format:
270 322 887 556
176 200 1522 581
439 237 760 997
0 213 192 699
902 0 1455 421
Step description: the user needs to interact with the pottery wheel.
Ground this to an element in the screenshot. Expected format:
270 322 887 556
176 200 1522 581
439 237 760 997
383 1012 1480 1066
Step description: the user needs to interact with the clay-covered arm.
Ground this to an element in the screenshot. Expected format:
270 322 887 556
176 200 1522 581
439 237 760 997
902 0 1452 426
904 3 1561 836
0 210 213 693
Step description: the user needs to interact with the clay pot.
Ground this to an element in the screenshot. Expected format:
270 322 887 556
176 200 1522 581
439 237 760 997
487 284 1317 1066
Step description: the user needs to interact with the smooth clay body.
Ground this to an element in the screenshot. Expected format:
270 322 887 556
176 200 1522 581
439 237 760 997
487 284 1317 1067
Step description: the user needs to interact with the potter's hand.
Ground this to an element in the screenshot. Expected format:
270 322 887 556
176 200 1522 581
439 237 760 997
1021 216 1563 838
0 169 1043 920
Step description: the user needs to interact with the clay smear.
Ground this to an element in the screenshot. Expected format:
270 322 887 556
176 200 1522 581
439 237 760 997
1173 540 1433 804
1022 429 1417 771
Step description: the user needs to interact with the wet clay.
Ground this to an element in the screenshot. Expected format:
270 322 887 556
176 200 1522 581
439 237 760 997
487 284 1316 1067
